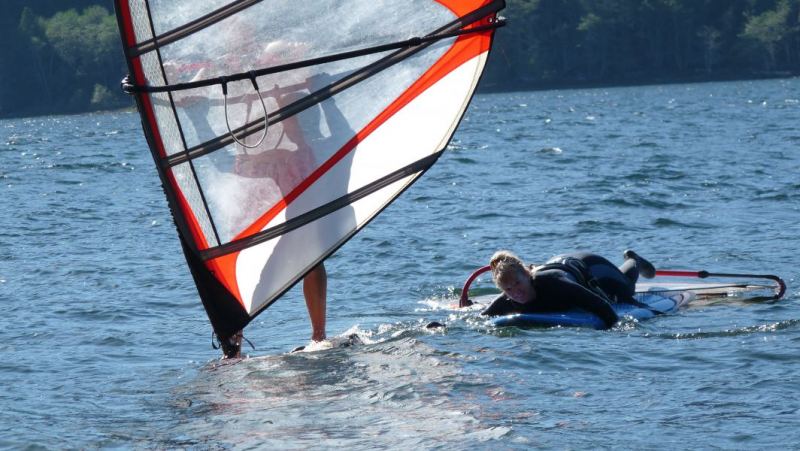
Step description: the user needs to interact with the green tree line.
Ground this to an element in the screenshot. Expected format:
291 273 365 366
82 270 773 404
1 0 125 117
481 0 800 89
2 0 799 118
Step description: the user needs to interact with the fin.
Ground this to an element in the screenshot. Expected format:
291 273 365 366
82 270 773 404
623 250 656 279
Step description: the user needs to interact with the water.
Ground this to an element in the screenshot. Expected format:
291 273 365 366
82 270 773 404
2 78 799 449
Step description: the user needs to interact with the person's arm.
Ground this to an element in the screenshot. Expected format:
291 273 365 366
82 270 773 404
540 272 619 328
310 72 352 133
480 293 518 317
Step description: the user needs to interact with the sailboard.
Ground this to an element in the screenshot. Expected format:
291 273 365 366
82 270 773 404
490 290 694 329
459 265 786 329
115 0 505 340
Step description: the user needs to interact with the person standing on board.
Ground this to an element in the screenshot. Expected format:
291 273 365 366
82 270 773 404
146 29 345 359
226 88 331 357
480 250 657 329
215 72 347 360
218 264 326 359
217 97 331 359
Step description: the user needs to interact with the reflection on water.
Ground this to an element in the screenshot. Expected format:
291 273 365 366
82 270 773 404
167 335 510 448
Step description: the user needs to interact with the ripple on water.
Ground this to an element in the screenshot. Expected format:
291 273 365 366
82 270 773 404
652 217 715 229
651 319 800 340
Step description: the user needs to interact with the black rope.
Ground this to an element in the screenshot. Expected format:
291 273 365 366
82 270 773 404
211 331 256 351
121 20 504 95
243 335 256 351
211 331 220 350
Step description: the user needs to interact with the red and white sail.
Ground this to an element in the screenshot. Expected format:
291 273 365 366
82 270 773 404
115 0 504 338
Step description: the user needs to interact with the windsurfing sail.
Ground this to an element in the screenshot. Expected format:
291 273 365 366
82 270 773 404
115 0 505 340
637 269 787 301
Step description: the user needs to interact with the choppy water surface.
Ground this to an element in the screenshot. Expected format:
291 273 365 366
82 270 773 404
2 78 799 449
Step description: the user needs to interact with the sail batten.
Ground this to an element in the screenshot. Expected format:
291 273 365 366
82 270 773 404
200 151 443 261
116 0 504 337
131 0 263 57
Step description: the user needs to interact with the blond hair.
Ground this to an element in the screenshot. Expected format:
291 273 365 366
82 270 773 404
489 250 529 288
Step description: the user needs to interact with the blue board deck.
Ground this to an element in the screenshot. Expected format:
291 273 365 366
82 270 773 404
491 291 694 329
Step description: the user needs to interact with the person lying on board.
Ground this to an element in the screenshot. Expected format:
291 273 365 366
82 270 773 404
481 250 657 329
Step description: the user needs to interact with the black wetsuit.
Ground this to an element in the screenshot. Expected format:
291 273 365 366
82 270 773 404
481 252 641 329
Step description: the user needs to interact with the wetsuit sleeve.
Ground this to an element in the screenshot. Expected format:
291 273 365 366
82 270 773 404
555 277 619 328
480 294 517 316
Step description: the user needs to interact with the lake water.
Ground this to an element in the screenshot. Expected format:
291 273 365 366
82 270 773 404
2 78 799 449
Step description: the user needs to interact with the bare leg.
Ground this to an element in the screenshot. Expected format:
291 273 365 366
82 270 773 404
619 258 640 284
622 250 656 279
303 262 327 341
